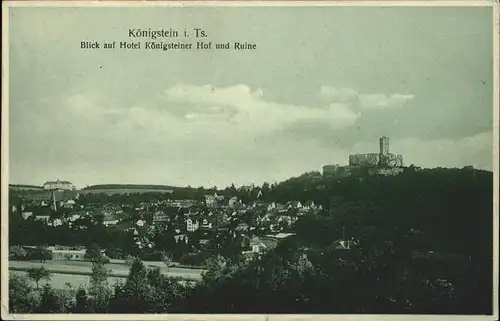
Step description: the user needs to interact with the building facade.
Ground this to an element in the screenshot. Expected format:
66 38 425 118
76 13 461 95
186 218 200 232
43 180 75 191
379 136 390 156
205 194 216 207
349 153 380 166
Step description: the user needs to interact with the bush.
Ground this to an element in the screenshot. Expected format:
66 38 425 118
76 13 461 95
141 251 165 262
105 248 123 260
25 247 53 261
179 251 212 266
9 246 27 260
9 274 40 313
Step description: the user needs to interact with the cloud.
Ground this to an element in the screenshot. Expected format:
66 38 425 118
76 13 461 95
10 83 490 188
359 93 415 110
319 86 415 110
14 84 363 162
162 84 361 136
319 87 359 102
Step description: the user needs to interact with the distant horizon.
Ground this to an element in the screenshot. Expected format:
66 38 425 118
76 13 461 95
8 163 492 190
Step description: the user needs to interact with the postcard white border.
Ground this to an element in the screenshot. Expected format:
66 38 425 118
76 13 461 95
1 1 499 321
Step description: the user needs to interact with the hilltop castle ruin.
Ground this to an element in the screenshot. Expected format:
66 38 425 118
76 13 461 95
323 136 405 177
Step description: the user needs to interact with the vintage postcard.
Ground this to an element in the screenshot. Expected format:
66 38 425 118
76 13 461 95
1 1 499 320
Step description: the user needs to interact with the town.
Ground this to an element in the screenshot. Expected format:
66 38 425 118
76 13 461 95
9 180 324 264
9 136 407 266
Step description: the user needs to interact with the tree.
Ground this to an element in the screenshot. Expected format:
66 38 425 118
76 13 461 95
125 254 135 266
37 284 67 313
163 254 173 272
85 243 102 262
9 245 27 261
202 255 230 284
109 257 157 312
9 274 39 313
27 266 51 289
88 258 112 312
72 287 91 313
127 257 148 285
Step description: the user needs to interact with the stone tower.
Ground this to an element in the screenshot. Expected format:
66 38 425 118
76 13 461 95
379 136 389 156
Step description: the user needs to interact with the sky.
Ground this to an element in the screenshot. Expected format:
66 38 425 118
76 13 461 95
7 5 494 189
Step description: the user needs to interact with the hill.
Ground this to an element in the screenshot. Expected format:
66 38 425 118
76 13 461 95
9 184 44 191
79 184 176 195
82 184 177 190
179 167 494 314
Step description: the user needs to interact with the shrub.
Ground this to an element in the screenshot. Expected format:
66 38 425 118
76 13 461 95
9 246 27 260
141 251 165 262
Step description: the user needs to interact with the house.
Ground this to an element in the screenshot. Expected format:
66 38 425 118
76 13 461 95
205 194 216 207
242 251 259 261
153 211 169 224
286 201 303 210
278 215 293 225
174 234 189 244
236 222 249 231
275 203 286 212
259 213 272 223
332 238 358 250
302 201 317 211
242 236 278 254
35 215 50 223
103 219 119 227
228 197 239 208
271 232 295 239
200 218 213 230
270 223 281 232
43 180 75 191
50 247 86 260
186 218 199 232
21 212 33 220
64 199 77 208
52 219 64 227
199 239 211 247
250 238 267 253
67 214 81 222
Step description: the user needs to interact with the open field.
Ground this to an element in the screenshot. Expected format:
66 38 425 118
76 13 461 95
9 260 205 280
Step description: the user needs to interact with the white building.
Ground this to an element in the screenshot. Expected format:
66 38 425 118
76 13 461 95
228 196 239 208
205 194 216 207
200 218 213 229
21 212 33 220
103 220 119 227
35 215 50 223
43 180 75 191
50 248 86 260
186 218 199 232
